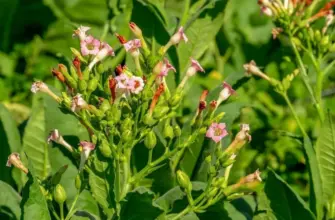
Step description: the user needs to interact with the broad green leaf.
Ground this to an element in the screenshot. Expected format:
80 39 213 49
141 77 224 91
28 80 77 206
0 104 21 184
51 164 68 185
0 180 21 219
316 111 335 203
22 96 51 180
88 159 114 218
264 170 315 220
253 191 277 220
20 161 51 220
120 187 163 220
303 136 323 219
71 190 101 220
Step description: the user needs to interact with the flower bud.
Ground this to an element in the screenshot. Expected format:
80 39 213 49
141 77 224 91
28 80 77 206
75 174 81 190
176 170 192 192
129 22 143 38
79 80 87 92
121 118 133 133
163 124 174 140
99 99 111 112
153 106 170 119
143 113 157 126
205 155 212 164
144 130 157 149
208 187 219 198
99 139 112 158
53 184 67 204
122 130 132 143
173 125 181 137
168 94 182 107
87 77 99 93
6 153 28 174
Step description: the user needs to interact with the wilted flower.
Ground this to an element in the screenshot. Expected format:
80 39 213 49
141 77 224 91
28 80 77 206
48 129 73 152
79 141 95 171
217 82 235 105
73 26 90 41
243 60 270 81
123 39 141 53
71 94 88 112
238 169 262 184
179 58 204 89
6 153 28 174
80 35 100 56
271 27 283 39
31 81 60 102
224 124 251 155
206 122 228 143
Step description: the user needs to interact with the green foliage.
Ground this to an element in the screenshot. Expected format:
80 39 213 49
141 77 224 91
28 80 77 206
0 180 21 219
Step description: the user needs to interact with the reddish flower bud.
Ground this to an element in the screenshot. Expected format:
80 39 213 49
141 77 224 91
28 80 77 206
115 64 123 76
52 68 65 83
73 56 83 79
115 33 127 44
129 22 142 37
109 77 117 104
149 83 165 115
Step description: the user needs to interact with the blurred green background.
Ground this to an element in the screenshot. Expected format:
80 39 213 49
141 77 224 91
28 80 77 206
1 0 334 203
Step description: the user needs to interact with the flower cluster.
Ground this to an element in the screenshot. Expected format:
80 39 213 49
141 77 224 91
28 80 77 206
7 21 262 219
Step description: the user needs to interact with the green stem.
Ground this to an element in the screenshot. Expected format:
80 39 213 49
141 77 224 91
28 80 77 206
171 206 192 220
65 192 80 220
51 208 61 220
148 149 153 165
60 203 64 220
115 158 121 213
282 92 308 137
171 148 185 173
289 35 324 121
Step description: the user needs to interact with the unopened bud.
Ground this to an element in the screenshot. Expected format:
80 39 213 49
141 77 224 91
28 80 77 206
153 106 170 119
99 139 112 158
121 118 133 133
53 184 67 204
169 94 182 107
176 170 192 192
163 124 174 140
122 130 132 142
173 125 181 137
144 130 157 149
87 77 99 93
75 174 81 190
129 22 142 38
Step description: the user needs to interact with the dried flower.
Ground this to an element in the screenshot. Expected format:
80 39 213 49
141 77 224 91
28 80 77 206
80 35 101 56
224 124 251 155
48 129 73 152
31 81 60 102
6 153 28 174
243 60 270 81
71 94 88 112
79 141 95 171
179 58 204 89
206 122 228 143
73 26 90 41
271 27 283 39
237 169 262 185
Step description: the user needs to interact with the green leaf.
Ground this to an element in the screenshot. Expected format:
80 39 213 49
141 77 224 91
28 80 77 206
0 180 21 219
71 190 101 220
253 191 277 220
303 135 323 219
120 187 163 220
316 111 335 203
177 0 228 73
20 161 51 220
88 160 114 218
155 186 185 212
0 104 21 184
23 95 51 180
264 170 315 220
51 164 68 185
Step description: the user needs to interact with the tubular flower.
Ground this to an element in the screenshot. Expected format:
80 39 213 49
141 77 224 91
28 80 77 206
88 42 115 70
159 58 176 77
31 81 60 102
48 129 73 152
79 141 95 171
179 58 204 89
71 94 88 112
243 60 270 81
206 122 228 143
225 124 251 155
170 27 188 45
80 35 101 56
73 26 91 41
217 82 236 105
6 153 28 174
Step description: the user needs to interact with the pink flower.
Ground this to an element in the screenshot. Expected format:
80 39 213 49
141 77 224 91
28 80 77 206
206 123 228 143
80 35 100 56
170 27 188 44
128 76 144 94
115 74 130 89
79 141 95 171
159 58 176 77
73 26 91 41
123 39 141 52
48 129 73 152
88 42 115 70
186 58 204 77
71 94 88 112
218 81 235 103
